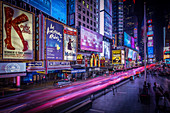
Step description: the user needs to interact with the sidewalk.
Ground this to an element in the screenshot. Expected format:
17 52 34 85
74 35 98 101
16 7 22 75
86 74 170 113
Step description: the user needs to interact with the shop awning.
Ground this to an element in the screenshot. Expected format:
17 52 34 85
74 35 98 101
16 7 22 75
0 73 26 78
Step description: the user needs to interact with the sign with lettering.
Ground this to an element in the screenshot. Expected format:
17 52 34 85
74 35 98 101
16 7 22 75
48 61 70 68
2 3 34 60
46 19 63 60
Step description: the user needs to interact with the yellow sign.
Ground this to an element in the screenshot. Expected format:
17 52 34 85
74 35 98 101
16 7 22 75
112 50 121 64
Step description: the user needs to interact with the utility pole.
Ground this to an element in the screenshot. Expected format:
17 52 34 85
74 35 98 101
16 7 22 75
144 2 147 83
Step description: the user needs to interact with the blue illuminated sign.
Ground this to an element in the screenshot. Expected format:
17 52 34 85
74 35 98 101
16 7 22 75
124 32 131 48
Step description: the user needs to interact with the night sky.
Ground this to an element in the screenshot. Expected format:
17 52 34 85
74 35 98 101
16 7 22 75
134 0 170 61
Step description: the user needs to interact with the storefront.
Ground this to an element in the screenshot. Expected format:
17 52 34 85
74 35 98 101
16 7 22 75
0 63 26 87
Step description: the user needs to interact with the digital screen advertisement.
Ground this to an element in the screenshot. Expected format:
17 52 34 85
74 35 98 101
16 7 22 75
22 0 67 24
148 47 154 58
131 37 135 48
46 19 63 60
104 0 112 16
51 0 67 24
64 26 77 61
100 41 110 59
148 40 153 47
128 49 133 59
3 4 33 60
121 50 125 64
80 26 103 52
132 51 137 61
112 50 121 64
104 13 112 39
124 32 131 48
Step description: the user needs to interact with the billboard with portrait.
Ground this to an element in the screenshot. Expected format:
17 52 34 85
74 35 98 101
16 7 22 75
46 19 63 60
100 41 110 59
2 3 34 60
112 50 121 64
80 26 103 52
104 13 112 39
124 32 131 48
131 37 135 48
63 26 77 61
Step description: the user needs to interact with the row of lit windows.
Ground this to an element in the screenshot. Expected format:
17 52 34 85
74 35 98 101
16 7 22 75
78 5 97 18
79 0 97 9
78 21 98 32
78 13 97 27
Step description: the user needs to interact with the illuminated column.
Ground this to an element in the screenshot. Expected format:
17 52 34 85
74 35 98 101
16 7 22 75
16 76 20 87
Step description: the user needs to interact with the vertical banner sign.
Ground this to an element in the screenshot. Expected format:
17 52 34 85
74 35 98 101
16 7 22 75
46 19 63 60
63 26 77 61
2 4 34 59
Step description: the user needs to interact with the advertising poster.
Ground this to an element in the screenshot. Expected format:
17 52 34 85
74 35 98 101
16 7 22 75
148 40 153 47
104 13 112 39
121 50 125 64
100 41 110 59
148 47 154 58
104 0 112 16
124 32 131 48
128 49 133 59
112 50 121 64
80 26 103 52
3 4 34 60
46 19 63 60
132 51 137 61
64 26 77 61
131 37 135 48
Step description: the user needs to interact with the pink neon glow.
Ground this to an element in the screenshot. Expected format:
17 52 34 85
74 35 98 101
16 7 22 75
16 76 20 87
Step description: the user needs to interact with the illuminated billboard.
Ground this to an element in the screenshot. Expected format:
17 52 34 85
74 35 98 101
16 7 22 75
46 19 63 60
100 41 110 59
131 37 135 48
132 51 137 61
22 0 67 24
63 26 77 61
124 32 131 48
148 47 154 58
104 0 112 16
121 50 125 64
80 26 103 52
148 40 153 47
112 50 121 64
128 49 133 59
2 4 34 60
104 13 112 39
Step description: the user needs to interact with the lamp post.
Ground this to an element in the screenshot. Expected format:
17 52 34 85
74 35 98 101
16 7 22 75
144 2 147 83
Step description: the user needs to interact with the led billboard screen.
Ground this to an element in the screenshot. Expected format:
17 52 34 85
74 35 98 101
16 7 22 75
124 32 131 48
148 40 153 47
104 0 112 16
132 51 137 61
100 41 110 59
104 13 112 39
46 19 63 60
80 26 103 52
131 37 135 48
148 47 154 58
128 49 133 59
2 4 34 60
63 26 77 61
22 0 67 24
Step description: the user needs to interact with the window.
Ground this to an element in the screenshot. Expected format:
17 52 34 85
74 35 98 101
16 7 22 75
87 18 89 23
94 2 96 7
78 13 81 19
87 25 89 28
87 3 89 9
94 9 96 13
78 5 81 11
78 21 81 26
90 0 92 4
90 20 92 25
90 27 92 30
94 29 96 32
83 16 85 21
83 8 85 13
83 0 85 6
90 6 92 11
90 13 92 18
83 23 85 27
94 22 96 27
78 0 81 3
94 15 96 20
87 11 89 16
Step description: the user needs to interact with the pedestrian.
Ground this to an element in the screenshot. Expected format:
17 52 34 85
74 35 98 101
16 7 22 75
112 86 115 95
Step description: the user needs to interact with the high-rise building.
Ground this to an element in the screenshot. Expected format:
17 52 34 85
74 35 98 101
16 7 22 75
112 0 124 47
